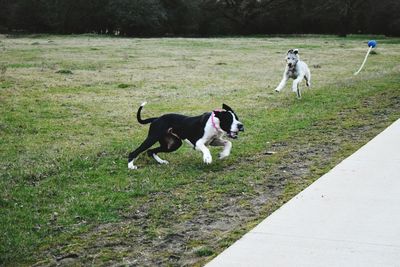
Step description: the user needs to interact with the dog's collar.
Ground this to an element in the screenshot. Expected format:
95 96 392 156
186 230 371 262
211 109 224 132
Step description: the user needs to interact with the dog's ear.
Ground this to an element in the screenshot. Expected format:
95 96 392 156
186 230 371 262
222 103 234 112
287 49 293 54
293 49 299 54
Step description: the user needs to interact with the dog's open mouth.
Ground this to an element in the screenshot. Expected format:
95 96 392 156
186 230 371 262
228 131 239 139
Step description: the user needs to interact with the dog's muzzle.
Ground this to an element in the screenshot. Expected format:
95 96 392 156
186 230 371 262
228 124 244 139
288 60 298 69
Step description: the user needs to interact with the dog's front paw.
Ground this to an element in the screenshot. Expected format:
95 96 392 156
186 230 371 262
203 153 212 164
219 152 229 159
128 161 138 170
274 88 280 93
159 159 169 165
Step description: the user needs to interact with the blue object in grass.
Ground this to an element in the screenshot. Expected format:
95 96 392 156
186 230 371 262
368 40 377 48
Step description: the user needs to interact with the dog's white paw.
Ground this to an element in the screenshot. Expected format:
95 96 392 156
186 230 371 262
153 154 169 165
219 152 229 159
274 88 280 93
128 161 138 170
203 153 212 164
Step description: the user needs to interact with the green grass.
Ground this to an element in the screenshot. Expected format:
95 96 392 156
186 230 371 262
0 34 399 266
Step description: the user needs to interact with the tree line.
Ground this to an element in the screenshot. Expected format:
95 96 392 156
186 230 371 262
0 0 399 36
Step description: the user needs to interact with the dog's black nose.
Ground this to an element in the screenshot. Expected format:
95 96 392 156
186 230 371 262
288 63 292 67
238 124 244 132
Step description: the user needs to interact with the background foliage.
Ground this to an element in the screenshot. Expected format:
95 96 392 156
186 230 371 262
1 0 400 36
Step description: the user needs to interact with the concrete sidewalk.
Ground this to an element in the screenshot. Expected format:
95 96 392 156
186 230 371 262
206 119 400 267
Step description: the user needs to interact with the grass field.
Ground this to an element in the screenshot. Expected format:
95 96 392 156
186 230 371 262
1 34 399 266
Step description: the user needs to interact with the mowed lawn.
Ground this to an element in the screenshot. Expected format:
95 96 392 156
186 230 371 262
1 34 399 266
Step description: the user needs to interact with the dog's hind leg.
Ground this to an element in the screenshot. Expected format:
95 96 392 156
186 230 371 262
305 69 311 87
150 153 169 165
292 76 303 98
128 136 158 169
147 135 182 165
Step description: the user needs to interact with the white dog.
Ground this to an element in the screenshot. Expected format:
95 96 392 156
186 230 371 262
274 49 311 98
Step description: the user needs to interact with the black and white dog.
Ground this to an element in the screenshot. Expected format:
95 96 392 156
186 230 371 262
128 102 244 170
274 49 311 98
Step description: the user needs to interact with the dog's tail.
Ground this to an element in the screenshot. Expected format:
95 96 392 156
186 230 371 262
137 102 157 124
